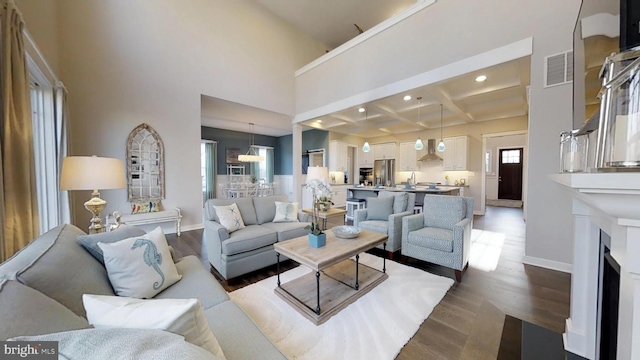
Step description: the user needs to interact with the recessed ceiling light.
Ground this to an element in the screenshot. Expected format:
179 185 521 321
316 119 322 123
403 95 412 101
475 75 487 82
358 107 365 113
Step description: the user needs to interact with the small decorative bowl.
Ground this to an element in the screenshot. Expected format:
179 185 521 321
332 226 361 239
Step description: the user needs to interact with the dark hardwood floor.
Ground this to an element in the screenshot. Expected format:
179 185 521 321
165 206 571 359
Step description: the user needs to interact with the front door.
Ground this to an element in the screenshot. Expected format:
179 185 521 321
498 148 523 200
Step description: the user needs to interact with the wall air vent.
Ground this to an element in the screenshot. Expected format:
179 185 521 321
544 50 573 88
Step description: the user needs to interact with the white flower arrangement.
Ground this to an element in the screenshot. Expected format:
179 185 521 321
303 178 333 235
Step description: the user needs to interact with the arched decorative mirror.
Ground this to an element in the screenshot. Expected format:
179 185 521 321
127 123 165 201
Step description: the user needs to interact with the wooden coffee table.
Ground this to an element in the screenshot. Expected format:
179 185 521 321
273 229 388 325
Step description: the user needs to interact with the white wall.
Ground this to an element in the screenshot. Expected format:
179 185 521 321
296 0 581 268
486 134 526 200
18 0 326 232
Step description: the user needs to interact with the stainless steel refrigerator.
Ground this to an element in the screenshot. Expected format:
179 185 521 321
374 159 395 186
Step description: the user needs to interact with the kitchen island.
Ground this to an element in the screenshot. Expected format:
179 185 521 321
347 186 461 199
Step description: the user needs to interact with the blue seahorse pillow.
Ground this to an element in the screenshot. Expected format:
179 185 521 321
98 226 182 298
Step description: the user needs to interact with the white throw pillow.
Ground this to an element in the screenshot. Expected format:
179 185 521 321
273 201 299 222
213 203 245 232
82 294 225 359
98 226 182 298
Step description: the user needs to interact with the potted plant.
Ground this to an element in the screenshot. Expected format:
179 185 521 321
303 177 332 248
316 195 334 212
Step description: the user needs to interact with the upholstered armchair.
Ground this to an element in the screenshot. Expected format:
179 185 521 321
401 195 474 282
353 191 416 255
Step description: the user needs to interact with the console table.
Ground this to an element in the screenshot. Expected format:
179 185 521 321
106 208 182 236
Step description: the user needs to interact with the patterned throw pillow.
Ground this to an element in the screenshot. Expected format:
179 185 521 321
131 200 161 214
213 203 245 232
273 201 299 222
98 227 182 298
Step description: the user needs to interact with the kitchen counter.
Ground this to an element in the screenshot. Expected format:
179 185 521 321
348 186 461 197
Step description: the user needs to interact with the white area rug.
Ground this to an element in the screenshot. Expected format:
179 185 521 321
229 253 453 360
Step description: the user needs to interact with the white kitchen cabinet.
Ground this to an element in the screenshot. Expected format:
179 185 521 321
358 145 375 167
373 142 396 160
442 136 468 171
398 142 418 171
331 186 348 208
329 141 348 172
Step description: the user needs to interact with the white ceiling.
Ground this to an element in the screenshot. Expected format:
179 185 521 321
201 1 532 139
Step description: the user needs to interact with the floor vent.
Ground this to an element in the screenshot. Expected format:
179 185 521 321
544 50 573 88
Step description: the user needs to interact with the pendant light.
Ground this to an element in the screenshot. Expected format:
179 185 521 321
238 123 265 162
414 97 424 151
362 107 371 152
437 104 446 152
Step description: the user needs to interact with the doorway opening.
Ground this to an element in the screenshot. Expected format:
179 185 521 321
481 131 528 218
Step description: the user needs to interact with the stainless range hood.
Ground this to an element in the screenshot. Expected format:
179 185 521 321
418 139 443 162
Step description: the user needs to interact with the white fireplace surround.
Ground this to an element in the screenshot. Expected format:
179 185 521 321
551 173 640 360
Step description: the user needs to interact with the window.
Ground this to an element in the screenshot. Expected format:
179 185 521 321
485 151 492 173
30 74 58 234
201 140 217 203
501 150 521 164
249 146 274 183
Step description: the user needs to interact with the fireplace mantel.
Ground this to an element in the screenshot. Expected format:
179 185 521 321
551 172 640 360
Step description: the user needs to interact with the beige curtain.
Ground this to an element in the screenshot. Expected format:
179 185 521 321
0 0 38 262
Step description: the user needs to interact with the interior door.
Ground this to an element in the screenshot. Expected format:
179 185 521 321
498 148 523 200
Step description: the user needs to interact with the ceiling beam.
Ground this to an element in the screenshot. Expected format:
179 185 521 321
370 103 428 129
426 88 475 123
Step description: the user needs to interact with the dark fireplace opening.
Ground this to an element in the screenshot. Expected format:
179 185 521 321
599 231 620 360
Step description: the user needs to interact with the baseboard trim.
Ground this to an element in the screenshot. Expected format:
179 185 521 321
181 223 204 232
522 255 572 273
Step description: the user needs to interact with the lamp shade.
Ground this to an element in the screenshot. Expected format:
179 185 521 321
238 154 264 162
60 156 126 191
306 166 328 183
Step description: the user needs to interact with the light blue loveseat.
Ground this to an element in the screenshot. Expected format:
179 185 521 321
204 195 311 282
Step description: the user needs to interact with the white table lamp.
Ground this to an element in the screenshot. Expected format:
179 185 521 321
306 166 328 183
60 156 126 234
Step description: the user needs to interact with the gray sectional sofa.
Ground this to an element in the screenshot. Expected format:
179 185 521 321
0 224 286 359
204 195 310 281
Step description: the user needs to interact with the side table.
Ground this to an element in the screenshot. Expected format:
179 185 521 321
302 208 347 230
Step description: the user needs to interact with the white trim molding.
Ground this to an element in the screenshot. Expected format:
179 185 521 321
581 13 620 39
295 0 436 77
522 255 572 273
181 223 204 232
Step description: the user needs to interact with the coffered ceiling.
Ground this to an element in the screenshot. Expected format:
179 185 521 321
300 57 531 138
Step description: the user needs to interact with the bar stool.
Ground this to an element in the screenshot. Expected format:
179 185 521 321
414 202 423 214
345 198 366 222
